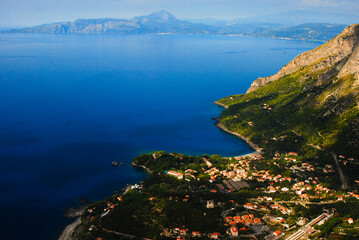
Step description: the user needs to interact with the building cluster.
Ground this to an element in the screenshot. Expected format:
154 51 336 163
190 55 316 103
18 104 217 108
166 228 221 239
158 151 359 239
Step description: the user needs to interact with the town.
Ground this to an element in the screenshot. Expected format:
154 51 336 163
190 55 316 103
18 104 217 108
75 151 359 240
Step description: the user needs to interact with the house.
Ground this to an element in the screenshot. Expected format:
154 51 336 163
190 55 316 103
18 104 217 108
254 218 262 224
288 152 298 156
206 200 215 208
233 216 241 222
273 230 282 237
270 204 279 209
230 226 238 237
180 229 187 235
244 203 254 209
229 221 237 226
203 157 213 168
167 171 184 179
245 219 253 225
348 218 354 224
210 233 220 239
192 231 200 237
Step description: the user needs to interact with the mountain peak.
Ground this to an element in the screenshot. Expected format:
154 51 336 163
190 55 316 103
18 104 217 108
136 10 178 22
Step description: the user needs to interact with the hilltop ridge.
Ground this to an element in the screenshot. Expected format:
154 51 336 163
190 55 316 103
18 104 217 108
247 24 359 93
6 11 347 42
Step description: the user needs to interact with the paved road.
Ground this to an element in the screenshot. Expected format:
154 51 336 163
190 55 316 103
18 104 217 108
102 227 150 240
277 200 339 206
286 213 328 240
332 152 347 190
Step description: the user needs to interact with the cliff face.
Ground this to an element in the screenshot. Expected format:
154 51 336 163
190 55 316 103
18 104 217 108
247 24 359 93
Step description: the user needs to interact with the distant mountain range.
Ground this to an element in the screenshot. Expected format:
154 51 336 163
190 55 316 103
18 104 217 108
7 10 349 41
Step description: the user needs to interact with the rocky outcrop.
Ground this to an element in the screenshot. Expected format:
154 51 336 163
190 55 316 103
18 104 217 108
247 24 359 93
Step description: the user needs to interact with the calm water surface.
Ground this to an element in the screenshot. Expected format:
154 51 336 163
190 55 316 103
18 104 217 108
0 33 320 239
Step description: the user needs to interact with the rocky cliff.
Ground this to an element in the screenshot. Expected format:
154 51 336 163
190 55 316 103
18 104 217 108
247 24 359 93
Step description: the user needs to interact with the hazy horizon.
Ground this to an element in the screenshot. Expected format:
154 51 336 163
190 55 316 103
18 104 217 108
1 0 358 28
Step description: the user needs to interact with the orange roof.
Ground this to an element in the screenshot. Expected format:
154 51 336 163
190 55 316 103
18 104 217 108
233 216 241 221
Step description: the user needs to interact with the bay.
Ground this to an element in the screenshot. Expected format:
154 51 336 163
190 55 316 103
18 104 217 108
0 33 320 239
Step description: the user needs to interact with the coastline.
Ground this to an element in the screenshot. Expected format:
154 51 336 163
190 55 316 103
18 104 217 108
58 217 81 240
215 122 262 153
213 101 228 109
214 101 262 154
132 162 152 174
59 101 260 238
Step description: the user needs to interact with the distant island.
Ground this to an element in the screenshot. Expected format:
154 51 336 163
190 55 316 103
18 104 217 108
61 24 359 240
7 10 347 42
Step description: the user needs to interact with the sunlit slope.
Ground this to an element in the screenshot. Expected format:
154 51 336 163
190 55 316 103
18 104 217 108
218 24 359 159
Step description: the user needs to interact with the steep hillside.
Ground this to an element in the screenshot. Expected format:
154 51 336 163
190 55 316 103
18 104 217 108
217 24 359 185
247 24 359 93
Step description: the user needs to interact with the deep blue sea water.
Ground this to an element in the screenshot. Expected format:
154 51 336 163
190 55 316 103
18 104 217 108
0 33 320 239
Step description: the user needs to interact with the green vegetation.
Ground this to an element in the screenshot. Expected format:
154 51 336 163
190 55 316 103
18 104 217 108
314 217 342 238
218 63 359 184
76 153 251 239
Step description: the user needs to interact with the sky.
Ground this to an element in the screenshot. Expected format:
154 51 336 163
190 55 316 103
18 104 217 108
0 0 358 27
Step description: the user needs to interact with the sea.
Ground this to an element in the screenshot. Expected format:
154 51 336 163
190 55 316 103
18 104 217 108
0 33 320 239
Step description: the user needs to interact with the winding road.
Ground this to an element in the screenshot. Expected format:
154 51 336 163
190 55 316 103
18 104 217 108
332 152 347 190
